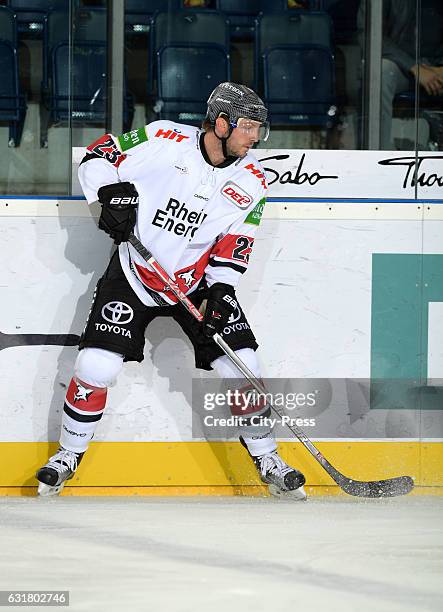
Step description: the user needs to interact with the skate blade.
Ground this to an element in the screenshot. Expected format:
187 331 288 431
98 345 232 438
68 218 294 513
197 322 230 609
268 484 307 501
37 481 65 497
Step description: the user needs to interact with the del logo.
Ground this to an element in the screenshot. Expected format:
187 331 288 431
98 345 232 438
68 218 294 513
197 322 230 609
221 182 253 209
155 128 189 143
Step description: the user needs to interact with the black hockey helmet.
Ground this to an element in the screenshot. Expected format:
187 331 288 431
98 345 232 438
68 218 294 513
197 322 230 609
206 82 270 154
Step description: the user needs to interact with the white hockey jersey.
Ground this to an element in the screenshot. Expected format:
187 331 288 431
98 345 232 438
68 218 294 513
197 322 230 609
78 120 267 307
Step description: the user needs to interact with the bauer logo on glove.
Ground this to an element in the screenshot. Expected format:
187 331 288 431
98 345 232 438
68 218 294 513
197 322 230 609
202 283 238 337
98 182 139 245
109 196 139 207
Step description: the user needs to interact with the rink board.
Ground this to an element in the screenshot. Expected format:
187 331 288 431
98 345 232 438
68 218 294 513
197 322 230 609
0 441 442 495
1 193 443 493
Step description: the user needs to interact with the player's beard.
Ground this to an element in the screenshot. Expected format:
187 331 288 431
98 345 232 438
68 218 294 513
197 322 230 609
227 141 253 159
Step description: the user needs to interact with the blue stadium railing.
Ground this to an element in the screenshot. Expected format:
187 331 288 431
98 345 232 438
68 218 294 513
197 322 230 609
0 6 26 146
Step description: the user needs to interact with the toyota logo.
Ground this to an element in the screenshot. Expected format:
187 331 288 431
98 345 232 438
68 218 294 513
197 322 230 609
101 301 134 325
227 306 241 325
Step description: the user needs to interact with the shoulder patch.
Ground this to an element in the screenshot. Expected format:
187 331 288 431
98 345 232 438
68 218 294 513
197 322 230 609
117 127 148 152
245 197 266 226
221 181 253 209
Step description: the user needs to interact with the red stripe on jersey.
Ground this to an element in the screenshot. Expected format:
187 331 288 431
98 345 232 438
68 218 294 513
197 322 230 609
87 134 126 168
65 377 107 413
134 246 212 299
211 234 253 266
133 265 167 294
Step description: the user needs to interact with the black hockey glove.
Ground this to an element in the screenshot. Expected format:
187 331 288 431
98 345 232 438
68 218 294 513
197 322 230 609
97 182 139 245
202 283 238 338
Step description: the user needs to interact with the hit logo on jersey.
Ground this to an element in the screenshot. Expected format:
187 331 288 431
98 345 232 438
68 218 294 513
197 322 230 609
155 128 190 143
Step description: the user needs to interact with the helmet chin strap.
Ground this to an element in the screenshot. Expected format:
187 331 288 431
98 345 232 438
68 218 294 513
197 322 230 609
214 118 236 160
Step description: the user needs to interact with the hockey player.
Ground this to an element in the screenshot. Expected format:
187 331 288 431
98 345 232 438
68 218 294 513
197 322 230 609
36 82 307 500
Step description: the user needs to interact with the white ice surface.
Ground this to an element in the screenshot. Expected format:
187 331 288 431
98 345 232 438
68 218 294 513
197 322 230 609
0 496 442 612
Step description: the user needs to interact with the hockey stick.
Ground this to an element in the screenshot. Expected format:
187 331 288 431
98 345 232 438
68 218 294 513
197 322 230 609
128 233 414 498
0 331 79 352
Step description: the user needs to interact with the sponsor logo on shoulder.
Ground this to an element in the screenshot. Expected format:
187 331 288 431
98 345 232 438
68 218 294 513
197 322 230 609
118 127 148 152
221 182 253 209
245 163 267 189
245 197 266 226
155 128 190 143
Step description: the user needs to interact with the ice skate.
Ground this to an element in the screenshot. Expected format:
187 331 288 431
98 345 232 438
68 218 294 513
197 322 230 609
241 437 307 501
36 448 83 497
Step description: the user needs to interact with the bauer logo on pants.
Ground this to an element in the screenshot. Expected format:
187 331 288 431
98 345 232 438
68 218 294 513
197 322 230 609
101 301 134 325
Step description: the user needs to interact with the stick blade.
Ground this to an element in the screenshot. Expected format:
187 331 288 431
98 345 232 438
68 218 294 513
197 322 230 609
340 475 414 498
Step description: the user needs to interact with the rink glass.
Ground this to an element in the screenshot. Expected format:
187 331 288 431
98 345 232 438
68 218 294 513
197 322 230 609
1 0 440 196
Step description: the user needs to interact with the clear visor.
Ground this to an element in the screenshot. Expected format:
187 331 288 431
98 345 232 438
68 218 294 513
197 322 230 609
233 117 270 142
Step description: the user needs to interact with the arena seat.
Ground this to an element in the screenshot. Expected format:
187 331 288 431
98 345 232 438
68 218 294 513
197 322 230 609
41 7 133 146
7 0 69 35
156 43 230 124
256 11 336 127
125 0 180 35
263 44 336 126
150 9 229 104
215 0 260 41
